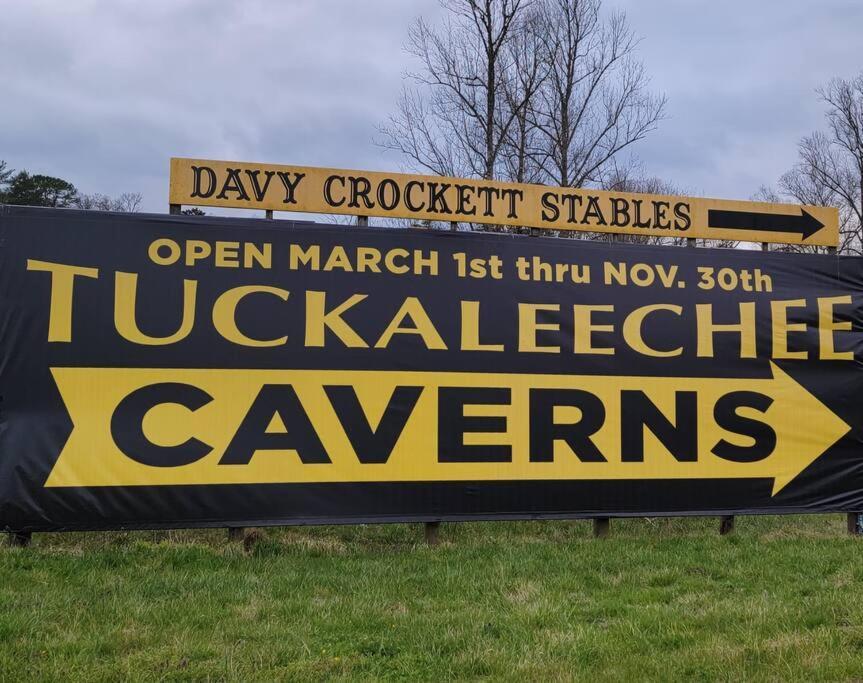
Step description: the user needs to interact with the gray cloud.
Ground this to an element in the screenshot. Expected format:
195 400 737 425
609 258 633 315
2 0 861 212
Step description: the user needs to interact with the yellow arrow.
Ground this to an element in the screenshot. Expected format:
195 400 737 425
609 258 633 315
46 363 849 495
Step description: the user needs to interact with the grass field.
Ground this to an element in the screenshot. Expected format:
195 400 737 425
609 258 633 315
2 515 863 681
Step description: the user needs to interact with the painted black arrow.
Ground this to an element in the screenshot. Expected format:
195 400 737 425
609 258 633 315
708 208 825 240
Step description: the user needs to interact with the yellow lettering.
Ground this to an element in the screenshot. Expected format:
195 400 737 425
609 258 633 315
185 240 211 266
574 305 615 355
148 239 181 266
518 303 560 353
212 286 289 347
215 241 241 268
622 304 683 358
771 299 808 360
289 244 320 270
818 295 853 360
305 291 369 348
26 259 99 342
375 297 447 350
696 302 756 358
244 243 271 269
114 272 196 346
461 301 504 352
384 248 410 275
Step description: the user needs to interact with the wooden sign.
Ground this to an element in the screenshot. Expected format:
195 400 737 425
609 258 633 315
169 158 839 247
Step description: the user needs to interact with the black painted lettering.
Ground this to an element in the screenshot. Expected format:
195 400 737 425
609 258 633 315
610 198 631 227
377 178 401 211
653 201 672 230
404 180 426 212
632 200 652 228
455 184 477 216
476 186 499 217
529 389 606 462
581 196 607 226
112 383 213 467
323 175 346 207
674 202 692 231
500 188 524 219
216 168 251 201
190 165 217 199
427 182 452 214
712 392 776 463
561 194 582 224
541 192 560 222
621 391 698 462
244 170 275 202
277 172 306 205
324 386 423 464
438 387 511 462
220 385 330 465
348 176 375 210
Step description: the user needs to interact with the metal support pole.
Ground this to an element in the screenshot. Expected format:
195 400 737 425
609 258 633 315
424 521 440 546
828 247 837 255
690 229 741 537
847 513 860 535
357 216 369 227
450 221 458 231
265 210 274 220
227 527 246 542
762 243 769 252
7 531 31 548
169 204 182 215
593 517 610 538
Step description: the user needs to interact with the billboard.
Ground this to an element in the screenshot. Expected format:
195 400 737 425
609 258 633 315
169 158 840 247
0 205 861 532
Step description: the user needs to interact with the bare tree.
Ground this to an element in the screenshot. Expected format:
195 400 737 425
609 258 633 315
379 0 664 195
499 7 547 184
0 160 13 190
531 0 666 188
75 192 143 213
764 73 863 255
379 0 531 180
113 192 143 213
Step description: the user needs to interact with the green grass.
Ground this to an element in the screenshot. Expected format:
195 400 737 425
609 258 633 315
2 516 863 681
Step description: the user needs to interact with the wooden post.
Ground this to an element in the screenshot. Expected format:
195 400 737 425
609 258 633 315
847 513 860 535
593 517 610 538
357 216 369 227
424 521 440 546
7 531 31 548
169 204 182 215
227 527 245 542
689 236 740 536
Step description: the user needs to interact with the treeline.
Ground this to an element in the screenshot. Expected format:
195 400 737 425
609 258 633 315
0 161 142 213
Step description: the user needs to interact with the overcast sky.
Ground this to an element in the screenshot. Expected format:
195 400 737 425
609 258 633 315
2 0 862 213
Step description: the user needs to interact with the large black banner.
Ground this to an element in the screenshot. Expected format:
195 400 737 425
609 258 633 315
1 205 862 532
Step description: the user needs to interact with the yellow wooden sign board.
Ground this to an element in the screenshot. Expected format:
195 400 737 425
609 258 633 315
169 158 839 247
